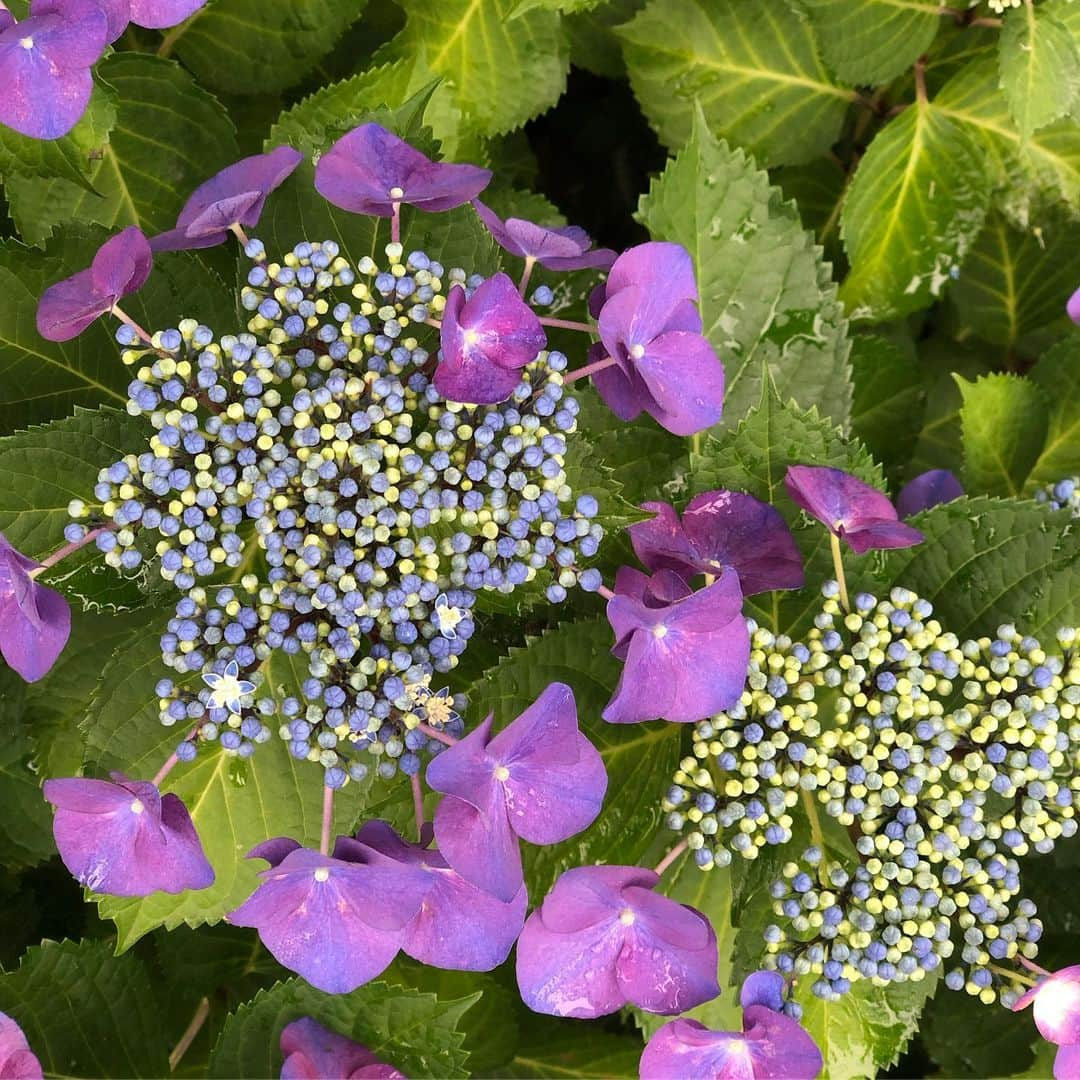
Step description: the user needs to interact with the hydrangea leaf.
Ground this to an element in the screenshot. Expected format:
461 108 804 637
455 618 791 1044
875 496 1080 638
998 3 1080 140
839 103 990 322
800 0 943 86
638 108 852 428
508 0 605 14
774 155 849 272
619 0 856 167
0 939 170 1078
164 0 367 97
466 616 682 898
208 975 475 1079
1028 337 1080 488
499 1021 645 1077
3 55 239 247
957 372 1050 497
392 0 568 137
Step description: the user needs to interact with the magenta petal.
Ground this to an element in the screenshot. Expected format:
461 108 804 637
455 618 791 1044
423 713 497 811
539 864 657 933
0 573 70 683
633 330 724 436
1030 968 1080 1046
741 1006 824 1080
431 792 522 902
1069 287 1080 326
0 1012 43 1080
246 835 302 868
740 970 787 1013
841 517 924 554
127 0 206 28
784 465 896 534
591 346 649 422
628 501 698 580
1055 1044 1080 1080
640 1019 754 1080
90 226 153 298
80 0 129 41
607 242 697 305
487 682 580 768
28 0 108 63
280 1018 392 1080
895 469 964 518
473 200 615 271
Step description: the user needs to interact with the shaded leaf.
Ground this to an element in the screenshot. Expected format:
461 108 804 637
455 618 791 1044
1028 336 1080 487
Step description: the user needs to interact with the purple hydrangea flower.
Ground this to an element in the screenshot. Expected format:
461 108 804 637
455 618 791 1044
0 533 70 683
628 491 804 596
895 469 963 519
472 200 616 271
1013 965 1080 1047
1068 286 1080 326
603 567 750 725
0 1012 43 1080
228 837 430 994
0 0 108 139
515 864 720 1018
314 123 491 218
42 773 214 896
125 0 206 29
36 225 153 342
425 682 606 901
784 465 924 554
347 820 527 970
280 1017 404 1080
592 242 724 436
433 273 547 406
150 146 303 253
740 970 787 1013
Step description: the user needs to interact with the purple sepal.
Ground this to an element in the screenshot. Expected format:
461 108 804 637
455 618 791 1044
0 532 70 682
629 492 804 596
740 970 787 1013
473 200 616 271
1013 965 1080 1046
0 0 108 139
351 820 527 971
127 0 206 29
150 146 303 253
42 774 214 896
1068 286 1080 326
314 123 491 217
515 864 720 1019
895 469 963 518
279 1017 405 1080
603 568 749 725
0 1011 43 1080
425 683 606 900
1054 1044 1080 1080
784 465 924 554
433 273 546 406
36 226 153 342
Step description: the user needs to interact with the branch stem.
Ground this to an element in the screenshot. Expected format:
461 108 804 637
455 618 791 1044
110 303 154 346
417 722 457 747
518 256 536 298
168 997 210 1072
320 784 334 856
654 839 689 876
537 316 596 334
562 354 616 384
33 525 115 574
829 532 851 613
411 773 426 840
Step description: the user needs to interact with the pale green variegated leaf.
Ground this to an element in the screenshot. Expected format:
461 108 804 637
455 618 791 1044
393 0 568 137
4 55 239 247
876 496 1080 638
957 372 1049 497
619 0 856 167
999 3 1080 139
840 103 990 321
801 0 943 86
950 212 1080 350
639 111 851 428
1028 336 1080 488
165 0 366 96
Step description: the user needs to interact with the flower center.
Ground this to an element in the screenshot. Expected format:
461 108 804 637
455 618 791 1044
18 36 33 50
313 867 330 882
652 624 668 638
463 328 481 346
389 186 405 199
618 907 636 926
130 799 145 814
629 343 645 360
494 764 510 782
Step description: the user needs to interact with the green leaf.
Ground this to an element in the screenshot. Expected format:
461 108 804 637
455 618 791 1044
496 1020 644 1078
999 4 1080 139
638 110 852 428
155 923 286 1005
166 0 367 97
467 617 683 898
1028 336 1080 487
951 211 1080 351
563 0 646 79
4 54 239 246
773 156 849 271
619 0 856 167
801 0 943 86
957 372 1049 496
209 976 475 1079
0 939 170 1078
393 0 568 137
875 495 1080 638
839 103 990 322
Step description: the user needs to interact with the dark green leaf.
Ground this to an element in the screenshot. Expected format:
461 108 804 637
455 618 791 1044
1028 335 1080 487
0 668 53 869
496 1020 644 1077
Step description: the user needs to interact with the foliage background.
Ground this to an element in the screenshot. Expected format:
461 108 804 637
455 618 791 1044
1 0 1079 1076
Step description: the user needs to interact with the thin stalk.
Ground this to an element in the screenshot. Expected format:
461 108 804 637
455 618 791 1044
829 532 851 612
152 751 180 788
391 203 402 245
33 525 114 575
518 256 536 297
411 773 426 840
989 963 1038 988
654 839 689 876
596 584 615 601
168 997 210 1072
537 316 595 334
417 722 456 747
562 354 616 384
111 303 154 346
320 784 334 856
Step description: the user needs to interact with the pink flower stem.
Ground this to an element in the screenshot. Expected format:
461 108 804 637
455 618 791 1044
538 316 596 334
562 354 616 384
320 784 334 856
229 222 250 249
411 773 426 840
518 256 536 297
596 584 615 601
110 303 155 346
1020 955 1052 977
653 839 689 877
34 524 116 573
391 202 402 245
168 996 210 1072
152 752 180 788
417 722 457 746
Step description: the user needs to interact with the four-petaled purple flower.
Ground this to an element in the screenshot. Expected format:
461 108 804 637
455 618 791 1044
36 225 153 342
426 682 606 901
228 838 431 994
150 146 303 252
92 0 207 40
603 567 750 725
784 465 924 554
347 820 527 971
591 242 725 436
0 0 108 139
42 773 214 896
515 864 720 1018
628 491 804 597
0 532 70 683
314 123 491 218
1013 964 1080 1079
895 469 963 519
0 1011 43 1080
434 273 547 405
280 1017 405 1080
473 200 616 272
